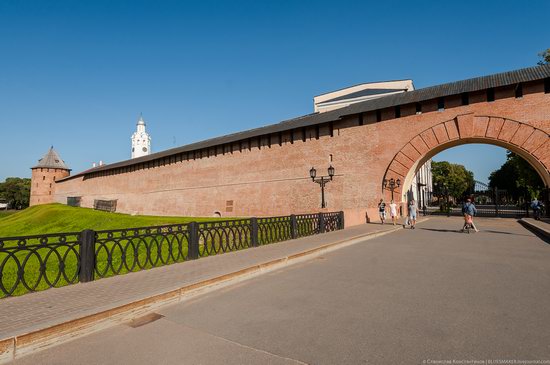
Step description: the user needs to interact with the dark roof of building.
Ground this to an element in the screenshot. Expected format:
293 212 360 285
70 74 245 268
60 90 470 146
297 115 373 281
63 64 550 180
321 88 407 104
342 63 550 116
33 147 70 170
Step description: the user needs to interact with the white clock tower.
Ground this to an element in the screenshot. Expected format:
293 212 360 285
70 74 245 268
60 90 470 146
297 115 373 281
131 114 151 158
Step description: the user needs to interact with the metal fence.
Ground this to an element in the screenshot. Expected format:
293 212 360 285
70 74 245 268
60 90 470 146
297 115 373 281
426 204 529 218
0 211 344 298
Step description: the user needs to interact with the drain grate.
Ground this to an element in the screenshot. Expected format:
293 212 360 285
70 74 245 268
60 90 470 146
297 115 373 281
127 312 164 328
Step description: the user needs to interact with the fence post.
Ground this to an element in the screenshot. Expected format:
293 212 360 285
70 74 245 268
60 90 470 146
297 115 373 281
188 222 199 260
494 187 499 216
79 229 96 283
339 211 345 230
318 213 325 233
290 214 297 239
251 217 259 247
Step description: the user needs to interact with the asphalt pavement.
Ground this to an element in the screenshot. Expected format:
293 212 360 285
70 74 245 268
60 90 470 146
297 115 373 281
12 217 550 365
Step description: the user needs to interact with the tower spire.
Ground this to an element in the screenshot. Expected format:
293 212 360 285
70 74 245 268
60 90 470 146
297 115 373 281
137 113 145 126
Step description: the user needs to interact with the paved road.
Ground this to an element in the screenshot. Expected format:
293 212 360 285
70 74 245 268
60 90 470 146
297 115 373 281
13 217 550 364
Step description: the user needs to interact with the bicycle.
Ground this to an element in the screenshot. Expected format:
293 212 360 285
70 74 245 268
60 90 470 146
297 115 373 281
461 214 475 233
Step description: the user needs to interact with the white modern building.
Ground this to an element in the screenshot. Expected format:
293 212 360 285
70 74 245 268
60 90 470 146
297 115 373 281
314 80 415 113
407 159 433 209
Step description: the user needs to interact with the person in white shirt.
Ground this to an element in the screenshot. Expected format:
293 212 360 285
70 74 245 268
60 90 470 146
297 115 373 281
389 200 398 226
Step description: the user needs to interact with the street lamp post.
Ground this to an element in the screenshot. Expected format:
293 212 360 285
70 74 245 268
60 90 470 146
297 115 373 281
417 181 427 216
310 165 335 208
383 178 401 200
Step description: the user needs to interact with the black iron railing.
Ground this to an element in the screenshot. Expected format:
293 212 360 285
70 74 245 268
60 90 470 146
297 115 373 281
0 232 81 297
0 211 344 298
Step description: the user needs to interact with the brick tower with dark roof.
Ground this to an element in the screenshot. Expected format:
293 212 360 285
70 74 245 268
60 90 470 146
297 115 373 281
30 147 71 206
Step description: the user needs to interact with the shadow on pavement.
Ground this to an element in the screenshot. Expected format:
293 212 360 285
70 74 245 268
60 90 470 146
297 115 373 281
483 230 532 237
418 228 463 234
419 227 537 238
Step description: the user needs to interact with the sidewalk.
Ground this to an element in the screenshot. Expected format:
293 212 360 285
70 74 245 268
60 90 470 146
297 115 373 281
0 222 402 362
519 217 550 241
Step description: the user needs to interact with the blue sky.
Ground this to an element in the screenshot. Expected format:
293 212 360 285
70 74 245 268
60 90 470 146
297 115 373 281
1 0 548 183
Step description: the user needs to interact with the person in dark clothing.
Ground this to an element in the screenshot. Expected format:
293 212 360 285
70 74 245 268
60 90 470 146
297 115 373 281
378 199 387 224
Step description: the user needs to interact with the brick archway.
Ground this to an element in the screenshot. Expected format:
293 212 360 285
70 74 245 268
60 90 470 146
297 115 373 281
383 113 550 202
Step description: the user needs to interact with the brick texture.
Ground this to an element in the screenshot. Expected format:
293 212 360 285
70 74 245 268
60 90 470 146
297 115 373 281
33 85 550 226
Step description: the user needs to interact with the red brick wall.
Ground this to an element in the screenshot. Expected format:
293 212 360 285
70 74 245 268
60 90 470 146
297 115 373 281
53 81 550 226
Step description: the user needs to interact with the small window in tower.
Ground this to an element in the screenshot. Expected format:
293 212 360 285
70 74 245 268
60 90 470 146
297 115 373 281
43 176 45 180
487 88 495 102
515 83 523 99
132 147 135 152
438 98 445 111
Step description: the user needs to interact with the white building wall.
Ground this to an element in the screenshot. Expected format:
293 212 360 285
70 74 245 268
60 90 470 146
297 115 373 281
407 159 433 210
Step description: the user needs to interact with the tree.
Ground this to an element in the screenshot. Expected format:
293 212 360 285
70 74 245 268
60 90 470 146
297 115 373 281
489 151 544 200
538 48 550 65
431 161 475 201
0 178 31 209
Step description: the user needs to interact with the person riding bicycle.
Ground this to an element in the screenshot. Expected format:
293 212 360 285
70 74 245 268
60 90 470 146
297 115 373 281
462 198 479 232
531 198 543 220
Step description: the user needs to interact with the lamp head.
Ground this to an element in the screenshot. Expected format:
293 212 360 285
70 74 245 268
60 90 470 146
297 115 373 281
328 165 335 180
309 167 317 180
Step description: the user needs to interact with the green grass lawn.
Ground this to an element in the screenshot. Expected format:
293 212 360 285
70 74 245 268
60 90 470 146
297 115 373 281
0 210 17 220
0 204 240 298
0 204 323 298
0 204 222 237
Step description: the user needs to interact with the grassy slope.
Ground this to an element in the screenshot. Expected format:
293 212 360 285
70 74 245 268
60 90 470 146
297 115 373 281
0 204 222 237
0 211 17 219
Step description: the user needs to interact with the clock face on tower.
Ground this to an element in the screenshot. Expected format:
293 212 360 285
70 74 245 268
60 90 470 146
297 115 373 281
142 147 148 152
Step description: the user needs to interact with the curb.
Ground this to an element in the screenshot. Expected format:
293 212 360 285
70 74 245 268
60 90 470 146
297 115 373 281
518 218 550 243
0 225 403 363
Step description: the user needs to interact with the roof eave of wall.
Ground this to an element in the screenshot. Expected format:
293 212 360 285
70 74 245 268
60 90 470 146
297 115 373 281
61 64 550 181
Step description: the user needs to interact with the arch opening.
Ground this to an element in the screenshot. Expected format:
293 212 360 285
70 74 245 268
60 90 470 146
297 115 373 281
382 115 550 206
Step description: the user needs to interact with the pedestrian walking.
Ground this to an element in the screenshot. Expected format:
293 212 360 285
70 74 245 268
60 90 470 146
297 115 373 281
378 199 387 224
389 200 398 226
462 198 479 232
407 199 417 229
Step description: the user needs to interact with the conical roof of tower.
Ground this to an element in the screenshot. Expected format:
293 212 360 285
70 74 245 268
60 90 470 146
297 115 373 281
32 147 70 170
